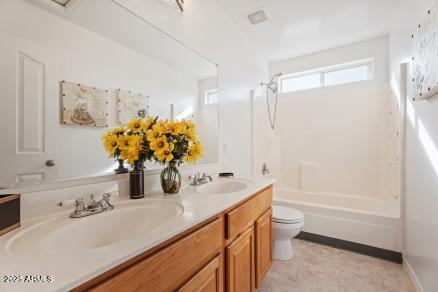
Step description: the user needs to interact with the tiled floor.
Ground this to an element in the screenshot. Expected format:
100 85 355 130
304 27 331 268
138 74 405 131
258 239 416 292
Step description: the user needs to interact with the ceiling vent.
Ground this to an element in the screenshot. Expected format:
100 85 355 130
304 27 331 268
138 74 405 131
246 10 268 25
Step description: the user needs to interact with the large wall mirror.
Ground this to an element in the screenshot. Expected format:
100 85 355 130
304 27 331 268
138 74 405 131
0 0 219 189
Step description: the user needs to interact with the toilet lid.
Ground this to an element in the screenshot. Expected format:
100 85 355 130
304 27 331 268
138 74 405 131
273 206 304 223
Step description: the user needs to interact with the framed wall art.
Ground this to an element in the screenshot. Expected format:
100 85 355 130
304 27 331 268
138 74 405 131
117 89 150 125
412 5 438 100
61 81 108 127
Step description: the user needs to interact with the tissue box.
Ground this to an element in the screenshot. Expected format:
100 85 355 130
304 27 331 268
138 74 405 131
0 194 20 236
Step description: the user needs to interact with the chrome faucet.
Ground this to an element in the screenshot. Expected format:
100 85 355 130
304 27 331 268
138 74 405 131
69 193 114 218
190 172 213 186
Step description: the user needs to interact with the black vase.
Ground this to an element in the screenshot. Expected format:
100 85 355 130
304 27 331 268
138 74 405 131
129 169 144 199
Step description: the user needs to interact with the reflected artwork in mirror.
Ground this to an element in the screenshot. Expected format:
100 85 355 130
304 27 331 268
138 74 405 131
0 0 219 189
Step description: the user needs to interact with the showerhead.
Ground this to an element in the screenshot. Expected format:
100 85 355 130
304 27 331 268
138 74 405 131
261 72 282 86
262 73 282 129
263 72 282 93
271 72 283 81
269 72 282 83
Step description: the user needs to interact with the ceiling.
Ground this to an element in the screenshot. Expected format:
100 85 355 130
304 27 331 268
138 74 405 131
32 0 217 79
218 0 402 62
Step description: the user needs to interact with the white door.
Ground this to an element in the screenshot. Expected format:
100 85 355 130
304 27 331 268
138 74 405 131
0 32 59 187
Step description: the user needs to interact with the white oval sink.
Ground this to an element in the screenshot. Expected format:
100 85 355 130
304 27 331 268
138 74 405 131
196 179 251 195
6 200 183 256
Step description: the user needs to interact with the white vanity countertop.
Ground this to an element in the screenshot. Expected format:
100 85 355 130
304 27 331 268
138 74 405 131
0 176 275 292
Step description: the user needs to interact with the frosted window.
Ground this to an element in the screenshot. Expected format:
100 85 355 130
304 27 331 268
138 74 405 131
324 65 369 86
281 73 321 93
205 89 218 105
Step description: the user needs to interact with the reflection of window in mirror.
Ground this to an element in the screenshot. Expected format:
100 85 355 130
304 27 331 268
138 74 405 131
204 89 218 105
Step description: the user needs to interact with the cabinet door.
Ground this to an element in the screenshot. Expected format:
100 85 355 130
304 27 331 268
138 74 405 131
178 254 223 292
226 227 255 292
255 208 272 288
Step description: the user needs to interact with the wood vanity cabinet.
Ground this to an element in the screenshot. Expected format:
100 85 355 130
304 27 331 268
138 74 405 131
226 227 255 292
75 185 273 292
225 187 272 292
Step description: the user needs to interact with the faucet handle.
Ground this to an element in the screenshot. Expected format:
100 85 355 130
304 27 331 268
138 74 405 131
102 192 111 201
99 192 113 210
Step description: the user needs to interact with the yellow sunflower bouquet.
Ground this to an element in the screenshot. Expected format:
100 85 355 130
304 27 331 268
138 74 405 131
148 118 203 165
102 116 203 171
102 116 202 194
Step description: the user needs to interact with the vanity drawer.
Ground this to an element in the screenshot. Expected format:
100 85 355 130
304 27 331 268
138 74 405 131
91 217 223 292
225 187 272 241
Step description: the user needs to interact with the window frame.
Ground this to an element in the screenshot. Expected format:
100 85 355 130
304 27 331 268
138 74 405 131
279 58 374 94
204 89 218 105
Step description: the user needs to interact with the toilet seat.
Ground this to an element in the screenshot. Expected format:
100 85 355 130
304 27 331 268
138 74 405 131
273 206 304 224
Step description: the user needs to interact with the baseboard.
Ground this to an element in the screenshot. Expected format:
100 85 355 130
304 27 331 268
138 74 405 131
296 231 403 264
403 256 424 292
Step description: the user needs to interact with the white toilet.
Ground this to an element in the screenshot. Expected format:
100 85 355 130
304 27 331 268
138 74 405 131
272 205 304 260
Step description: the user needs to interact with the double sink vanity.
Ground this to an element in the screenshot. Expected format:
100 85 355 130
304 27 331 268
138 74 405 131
0 177 274 292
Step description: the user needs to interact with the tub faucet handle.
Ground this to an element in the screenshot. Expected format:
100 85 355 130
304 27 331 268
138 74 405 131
262 163 270 175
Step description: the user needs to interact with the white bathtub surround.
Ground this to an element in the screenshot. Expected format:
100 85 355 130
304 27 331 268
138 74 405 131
0 176 274 292
274 189 401 252
254 80 391 198
299 163 318 192
253 36 400 202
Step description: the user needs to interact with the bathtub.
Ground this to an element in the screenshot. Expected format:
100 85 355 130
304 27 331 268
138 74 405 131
273 189 402 252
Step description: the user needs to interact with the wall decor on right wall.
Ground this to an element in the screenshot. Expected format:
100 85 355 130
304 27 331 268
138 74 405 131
412 4 438 101
117 89 150 125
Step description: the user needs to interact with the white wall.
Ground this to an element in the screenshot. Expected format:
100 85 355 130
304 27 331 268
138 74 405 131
390 0 438 291
254 36 393 199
